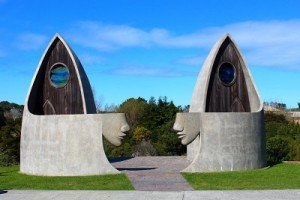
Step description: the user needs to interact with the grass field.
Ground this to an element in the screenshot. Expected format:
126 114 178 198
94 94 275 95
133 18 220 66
182 163 300 190
0 166 134 190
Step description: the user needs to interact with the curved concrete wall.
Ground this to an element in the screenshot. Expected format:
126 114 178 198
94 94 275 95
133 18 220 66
20 109 123 176
183 111 266 172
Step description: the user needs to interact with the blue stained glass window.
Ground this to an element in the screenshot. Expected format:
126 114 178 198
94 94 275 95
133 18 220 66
50 64 69 87
218 63 236 85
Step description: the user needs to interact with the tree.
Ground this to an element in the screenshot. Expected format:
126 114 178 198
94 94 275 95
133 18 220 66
118 98 147 128
298 102 300 109
103 104 117 113
266 136 290 165
109 143 133 157
133 126 151 142
0 108 5 127
95 95 105 113
265 112 300 164
0 123 21 166
0 101 23 111
104 97 187 157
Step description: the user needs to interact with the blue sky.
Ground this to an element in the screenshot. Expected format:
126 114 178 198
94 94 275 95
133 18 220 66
0 0 299 108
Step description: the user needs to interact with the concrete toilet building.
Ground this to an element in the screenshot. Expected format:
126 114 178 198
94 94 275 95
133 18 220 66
20 34 130 176
173 34 266 172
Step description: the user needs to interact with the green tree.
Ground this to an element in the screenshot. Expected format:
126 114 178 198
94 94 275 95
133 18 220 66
0 123 21 166
0 107 5 127
0 101 23 166
265 112 300 164
117 98 147 128
0 101 23 111
109 143 133 157
266 136 290 165
104 96 187 157
154 120 185 156
133 126 151 142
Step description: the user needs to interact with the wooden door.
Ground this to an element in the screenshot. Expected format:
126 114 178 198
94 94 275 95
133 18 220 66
205 37 250 112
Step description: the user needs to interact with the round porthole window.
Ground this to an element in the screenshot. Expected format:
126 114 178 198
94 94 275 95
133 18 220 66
49 63 69 88
218 62 236 86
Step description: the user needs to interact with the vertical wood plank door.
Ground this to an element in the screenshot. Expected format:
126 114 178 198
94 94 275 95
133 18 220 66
205 37 250 112
41 39 84 115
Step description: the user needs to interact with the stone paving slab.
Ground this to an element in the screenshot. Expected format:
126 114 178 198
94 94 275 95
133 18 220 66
1 190 299 200
110 156 193 191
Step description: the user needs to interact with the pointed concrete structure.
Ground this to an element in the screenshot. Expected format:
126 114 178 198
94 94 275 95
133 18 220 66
174 34 266 172
20 34 130 176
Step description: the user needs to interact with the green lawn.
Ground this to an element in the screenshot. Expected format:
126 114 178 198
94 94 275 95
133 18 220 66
0 166 134 190
182 163 300 190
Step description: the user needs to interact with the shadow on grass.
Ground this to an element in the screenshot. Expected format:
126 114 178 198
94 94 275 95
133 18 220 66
0 170 18 176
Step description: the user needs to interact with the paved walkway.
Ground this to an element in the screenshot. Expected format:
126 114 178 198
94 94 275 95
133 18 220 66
110 156 193 191
1 190 299 200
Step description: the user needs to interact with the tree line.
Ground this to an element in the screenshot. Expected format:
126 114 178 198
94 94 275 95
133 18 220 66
0 99 299 166
103 97 187 157
0 101 23 166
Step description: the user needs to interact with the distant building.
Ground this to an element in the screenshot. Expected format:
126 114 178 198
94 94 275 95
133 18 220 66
264 105 280 112
291 112 300 124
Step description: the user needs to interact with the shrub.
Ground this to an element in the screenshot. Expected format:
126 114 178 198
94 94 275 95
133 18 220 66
0 124 21 166
133 126 151 142
265 112 300 165
266 136 291 165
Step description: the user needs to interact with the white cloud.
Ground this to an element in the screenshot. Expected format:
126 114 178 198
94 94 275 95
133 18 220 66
67 22 151 51
107 65 195 77
176 55 205 66
79 54 104 64
16 33 47 51
68 20 300 70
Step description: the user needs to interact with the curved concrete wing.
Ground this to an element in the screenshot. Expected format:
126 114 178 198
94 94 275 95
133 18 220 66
20 113 120 176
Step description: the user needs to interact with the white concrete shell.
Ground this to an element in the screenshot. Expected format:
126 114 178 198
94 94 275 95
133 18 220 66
20 34 129 176
20 113 126 176
174 34 266 172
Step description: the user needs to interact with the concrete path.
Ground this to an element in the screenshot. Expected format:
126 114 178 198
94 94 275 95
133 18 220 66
1 190 299 200
110 156 193 191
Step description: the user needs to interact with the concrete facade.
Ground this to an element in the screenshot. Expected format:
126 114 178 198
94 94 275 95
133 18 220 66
181 112 266 172
174 34 266 172
20 34 129 176
20 112 129 176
